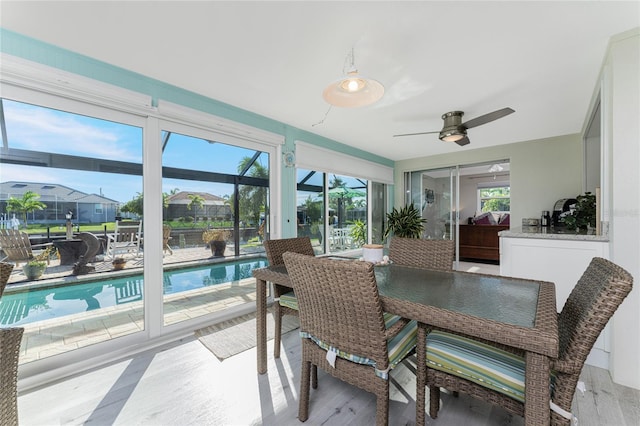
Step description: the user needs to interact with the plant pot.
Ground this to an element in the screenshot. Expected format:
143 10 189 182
112 260 127 270
210 240 226 257
23 263 46 280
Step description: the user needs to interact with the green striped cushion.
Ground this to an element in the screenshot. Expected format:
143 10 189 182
279 291 298 310
426 330 526 402
300 313 417 380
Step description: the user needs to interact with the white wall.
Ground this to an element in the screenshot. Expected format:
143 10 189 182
605 29 640 390
395 133 583 228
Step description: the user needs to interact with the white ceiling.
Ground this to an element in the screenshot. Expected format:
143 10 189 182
1 1 638 161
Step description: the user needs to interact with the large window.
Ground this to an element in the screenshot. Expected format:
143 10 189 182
296 169 370 253
0 97 145 364
0 93 275 364
159 125 270 325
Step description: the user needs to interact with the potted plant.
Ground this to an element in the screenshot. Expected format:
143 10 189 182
350 220 367 247
111 257 127 270
202 229 231 257
383 203 426 241
22 246 53 280
561 192 596 232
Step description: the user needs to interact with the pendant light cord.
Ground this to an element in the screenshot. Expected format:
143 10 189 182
312 105 333 127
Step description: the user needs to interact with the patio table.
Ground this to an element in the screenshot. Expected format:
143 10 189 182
252 263 558 426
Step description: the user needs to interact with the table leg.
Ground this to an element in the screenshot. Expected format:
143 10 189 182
415 324 427 425
524 351 551 426
256 278 268 374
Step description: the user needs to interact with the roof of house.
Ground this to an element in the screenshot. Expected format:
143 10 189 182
165 191 227 206
0 181 118 204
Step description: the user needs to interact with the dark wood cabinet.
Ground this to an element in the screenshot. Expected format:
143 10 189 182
458 224 509 262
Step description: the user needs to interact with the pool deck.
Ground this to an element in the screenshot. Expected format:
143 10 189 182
2 244 266 364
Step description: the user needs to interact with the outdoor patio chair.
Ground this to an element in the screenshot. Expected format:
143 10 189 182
0 229 52 266
283 252 417 426
105 220 142 260
163 224 173 255
263 236 315 358
0 327 24 426
388 237 454 270
423 257 633 425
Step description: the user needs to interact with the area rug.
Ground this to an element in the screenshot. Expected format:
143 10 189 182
195 308 299 361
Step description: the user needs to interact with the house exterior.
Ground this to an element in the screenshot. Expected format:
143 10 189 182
0 181 119 225
164 191 231 222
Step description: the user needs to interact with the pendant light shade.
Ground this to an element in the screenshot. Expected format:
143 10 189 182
322 50 384 108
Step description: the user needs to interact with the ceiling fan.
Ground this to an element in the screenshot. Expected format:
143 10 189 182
393 107 515 146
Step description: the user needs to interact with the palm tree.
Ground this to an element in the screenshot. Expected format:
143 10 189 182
237 157 268 228
6 190 47 228
187 194 205 223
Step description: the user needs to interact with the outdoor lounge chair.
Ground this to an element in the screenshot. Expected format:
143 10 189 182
282 252 417 426
422 257 633 425
105 220 142 260
388 237 454 270
0 229 52 266
263 236 315 358
163 224 173 255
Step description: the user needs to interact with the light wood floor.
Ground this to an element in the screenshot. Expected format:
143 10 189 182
18 326 640 426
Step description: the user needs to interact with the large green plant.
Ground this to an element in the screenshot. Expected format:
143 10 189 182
383 204 426 241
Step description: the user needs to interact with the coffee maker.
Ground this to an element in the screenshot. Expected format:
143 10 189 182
552 198 577 226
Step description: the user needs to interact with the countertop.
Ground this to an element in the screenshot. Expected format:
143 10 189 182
499 226 609 242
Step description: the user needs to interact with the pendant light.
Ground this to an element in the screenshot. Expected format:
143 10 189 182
322 48 384 108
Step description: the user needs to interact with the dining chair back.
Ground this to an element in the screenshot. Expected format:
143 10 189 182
0 327 24 426
389 237 454 270
1 262 14 298
283 252 417 426
263 236 315 358
424 257 633 425
105 220 142 260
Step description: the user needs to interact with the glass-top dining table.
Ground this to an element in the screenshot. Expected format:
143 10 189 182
253 262 558 426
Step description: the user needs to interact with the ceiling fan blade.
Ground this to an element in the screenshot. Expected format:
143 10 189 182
393 130 440 137
455 136 470 146
461 107 515 130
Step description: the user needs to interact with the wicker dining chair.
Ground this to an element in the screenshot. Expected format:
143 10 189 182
1 262 14 298
283 252 417 426
263 237 315 358
423 257 633 426
388 237 454 270
1 327 24 426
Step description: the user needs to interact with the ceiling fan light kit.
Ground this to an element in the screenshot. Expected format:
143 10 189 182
322 49 384 108
394 107 515 147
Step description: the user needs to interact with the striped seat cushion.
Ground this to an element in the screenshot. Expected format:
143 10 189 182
279 291 298 310
300 313 417 380
426 330 527 402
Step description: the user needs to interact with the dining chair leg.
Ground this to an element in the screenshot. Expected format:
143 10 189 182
416 324 427 425
311 364 318 389
274 305 283 358
298 358 311 422
429 386 441 418
376 389 390 426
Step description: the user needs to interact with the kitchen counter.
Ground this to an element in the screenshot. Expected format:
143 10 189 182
499 226 609 242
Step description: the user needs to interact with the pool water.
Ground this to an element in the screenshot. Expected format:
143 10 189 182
0 258 267 326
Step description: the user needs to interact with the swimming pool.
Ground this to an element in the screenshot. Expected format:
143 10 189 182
0 257 267 326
